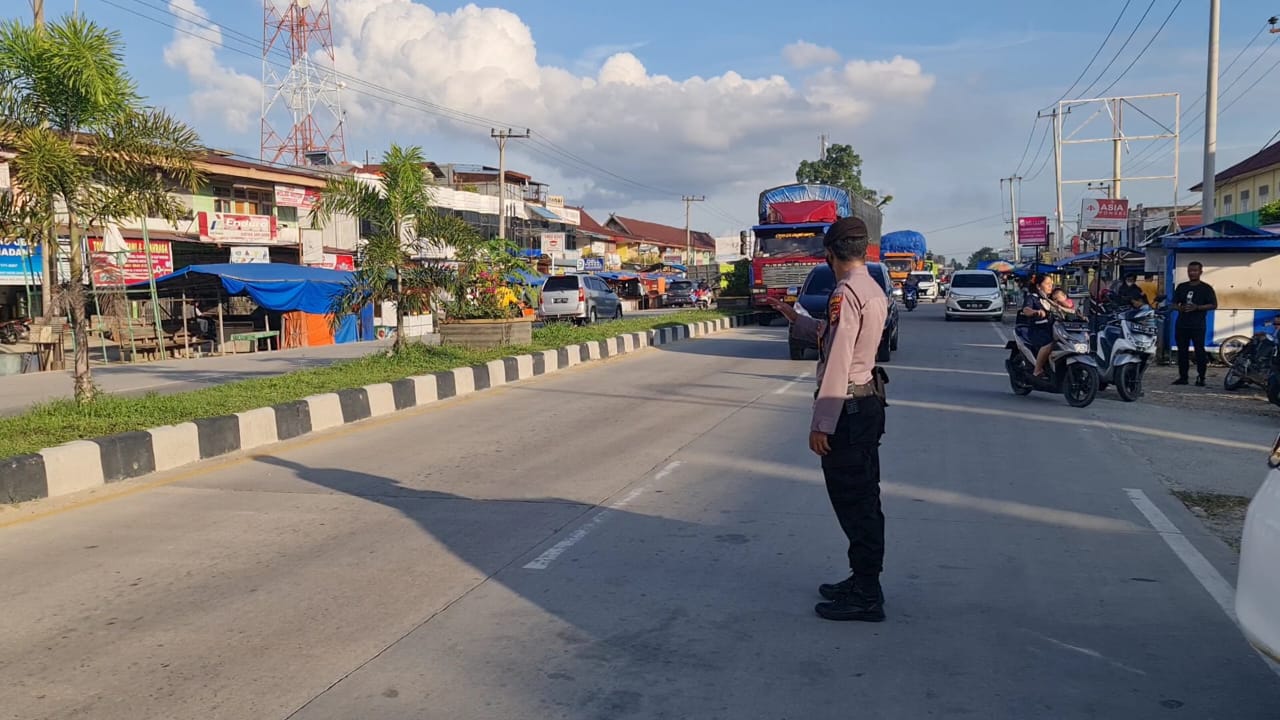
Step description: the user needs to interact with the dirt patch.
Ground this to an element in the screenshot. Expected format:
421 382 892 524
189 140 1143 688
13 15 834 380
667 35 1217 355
1171 490 1252 551
1138 361 1278 419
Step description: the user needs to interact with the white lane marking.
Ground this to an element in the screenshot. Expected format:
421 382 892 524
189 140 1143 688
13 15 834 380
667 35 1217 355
889 364 1005 378
1037 634 1147 676
1124 488 1237 620
1125 489 1280 678
773 372 812 395
653 460 684 480
523 461 681 570
991 320 1011 344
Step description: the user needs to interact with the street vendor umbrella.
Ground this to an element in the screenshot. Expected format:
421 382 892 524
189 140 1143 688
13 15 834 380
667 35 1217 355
981 260 1016 273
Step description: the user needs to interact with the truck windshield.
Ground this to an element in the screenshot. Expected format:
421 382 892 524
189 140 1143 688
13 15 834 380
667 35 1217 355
883 259 914 274
757 232 824 257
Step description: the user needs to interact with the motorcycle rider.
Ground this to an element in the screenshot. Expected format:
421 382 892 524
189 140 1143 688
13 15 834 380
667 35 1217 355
1114 273 1148 309
1019 274 1057 378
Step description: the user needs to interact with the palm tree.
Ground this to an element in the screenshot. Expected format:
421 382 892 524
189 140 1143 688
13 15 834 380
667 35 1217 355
313 144 469 353
0 16 204 402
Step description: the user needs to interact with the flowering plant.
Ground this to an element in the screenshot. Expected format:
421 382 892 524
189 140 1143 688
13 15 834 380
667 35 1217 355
441 235 531 321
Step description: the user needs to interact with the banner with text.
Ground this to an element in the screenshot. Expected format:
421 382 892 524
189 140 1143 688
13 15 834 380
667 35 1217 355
0 242 40 286
1017 216 1049 246
88 237 173 285
198 211 279 244
1081 198 1130 231
230 246 271 264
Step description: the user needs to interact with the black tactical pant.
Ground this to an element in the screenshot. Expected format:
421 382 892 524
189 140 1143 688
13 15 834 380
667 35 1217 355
1176 324 1208 380
820 396 886 577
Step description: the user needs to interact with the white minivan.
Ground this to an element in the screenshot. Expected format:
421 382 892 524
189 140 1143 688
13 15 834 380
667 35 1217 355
944 270 1005 321
1236 436 1280 664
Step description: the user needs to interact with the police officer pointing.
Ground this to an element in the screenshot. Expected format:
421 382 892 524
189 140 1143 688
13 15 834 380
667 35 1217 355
767 217 890 622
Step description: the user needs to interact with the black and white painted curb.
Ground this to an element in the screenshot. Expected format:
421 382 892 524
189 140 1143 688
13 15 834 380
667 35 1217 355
1 315 761 504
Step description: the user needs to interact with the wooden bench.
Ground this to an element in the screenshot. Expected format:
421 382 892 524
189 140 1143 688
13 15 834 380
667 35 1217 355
229 330 279 353
29 319 69 371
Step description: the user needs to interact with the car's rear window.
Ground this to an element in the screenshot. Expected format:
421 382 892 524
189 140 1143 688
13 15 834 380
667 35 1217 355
952 273 998 288
868 265 890 295
670 281 694 291
803 266 835 295
543 276 581 291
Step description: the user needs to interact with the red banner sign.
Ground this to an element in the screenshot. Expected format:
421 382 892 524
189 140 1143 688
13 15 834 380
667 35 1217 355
88 237 173 285
275 185 321 210
1017 216 1049 246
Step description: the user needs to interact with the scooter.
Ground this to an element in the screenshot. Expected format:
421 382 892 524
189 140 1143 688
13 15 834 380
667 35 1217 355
0 318 30 345
903 285 919 311
694 287 715 310
1224 330 1278 392
1092 303 1159 402
1005 320 1100 407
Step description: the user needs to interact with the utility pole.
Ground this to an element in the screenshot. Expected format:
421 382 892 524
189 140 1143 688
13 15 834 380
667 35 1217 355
32 0 44 26
491 128 529 242
820 134 828 161
33 0 47 314
1111 98 1123 199
682 195 705 265
1202 0 1220 220
1003 177 1021 264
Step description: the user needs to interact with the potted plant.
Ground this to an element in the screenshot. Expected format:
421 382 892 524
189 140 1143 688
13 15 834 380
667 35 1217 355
437 235 536 348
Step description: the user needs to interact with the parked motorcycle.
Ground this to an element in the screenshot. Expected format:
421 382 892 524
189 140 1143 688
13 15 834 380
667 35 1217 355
0 318 30 345
1092 303 1159 402
903 285 919 311
1005 320 1100 407
1224 330 1278 393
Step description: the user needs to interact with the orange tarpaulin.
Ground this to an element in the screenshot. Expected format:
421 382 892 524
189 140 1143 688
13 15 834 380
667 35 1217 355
282 311 335 349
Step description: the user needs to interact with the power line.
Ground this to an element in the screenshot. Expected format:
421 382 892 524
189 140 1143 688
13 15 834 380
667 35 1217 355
920 214 1005 235
1054 0 1134 105
1096 0 1184 97
1075 0 1158 100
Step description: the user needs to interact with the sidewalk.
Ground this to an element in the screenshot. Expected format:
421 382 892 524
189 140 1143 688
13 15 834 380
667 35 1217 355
0 340 391 417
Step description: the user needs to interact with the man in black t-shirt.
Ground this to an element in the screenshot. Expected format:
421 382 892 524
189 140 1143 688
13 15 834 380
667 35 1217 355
1115 273 1148 308
1172 261 1217 386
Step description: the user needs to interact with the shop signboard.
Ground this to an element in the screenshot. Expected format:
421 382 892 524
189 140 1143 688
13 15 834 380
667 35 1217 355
1017 216 1049 246
274 185 321 211
88 237 173 284
230 246 270 264
317 252 354 271
580 257 605 272
198 211 278 244
540 231 565 255
0 241 40 286
1081 198 1130 231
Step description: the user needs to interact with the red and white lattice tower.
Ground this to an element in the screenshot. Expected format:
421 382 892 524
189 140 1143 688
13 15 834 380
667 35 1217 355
260 0 346 166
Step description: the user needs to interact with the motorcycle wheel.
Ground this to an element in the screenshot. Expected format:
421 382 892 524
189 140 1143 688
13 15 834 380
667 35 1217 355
1063 364 1099 408
1224 362 1248 391
1218 335 1251 366
1116 363 1142 402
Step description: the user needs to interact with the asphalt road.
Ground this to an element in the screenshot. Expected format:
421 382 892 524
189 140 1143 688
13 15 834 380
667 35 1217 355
3 304 1279 719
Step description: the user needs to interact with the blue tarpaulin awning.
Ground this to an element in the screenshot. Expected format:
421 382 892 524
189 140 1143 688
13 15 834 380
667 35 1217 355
134 263 355 315
506 267 545 285
528 205 564 222
1012 262 1063 277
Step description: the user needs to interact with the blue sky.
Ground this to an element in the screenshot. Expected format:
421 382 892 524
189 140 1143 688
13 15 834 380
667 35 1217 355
8 0 1279 259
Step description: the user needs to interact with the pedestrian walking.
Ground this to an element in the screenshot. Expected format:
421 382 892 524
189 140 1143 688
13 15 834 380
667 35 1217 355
766 217 890 622
1172 261 1217 387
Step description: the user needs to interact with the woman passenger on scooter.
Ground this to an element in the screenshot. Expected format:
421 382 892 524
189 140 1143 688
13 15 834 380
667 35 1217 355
1019 274 1057 378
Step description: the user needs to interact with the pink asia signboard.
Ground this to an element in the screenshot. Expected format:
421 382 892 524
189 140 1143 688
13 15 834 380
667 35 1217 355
1017 216 1049 246
198 212 278 244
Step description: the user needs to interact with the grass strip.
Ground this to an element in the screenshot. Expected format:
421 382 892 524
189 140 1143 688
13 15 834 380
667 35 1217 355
0 311 732 459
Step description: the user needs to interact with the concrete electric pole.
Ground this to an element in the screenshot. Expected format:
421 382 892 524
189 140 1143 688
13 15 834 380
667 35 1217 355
682 195 705 265
491 128 530 242
820 134 829 161
1003 177 1021 264
1111 98 1123 200
1202 0 1220 220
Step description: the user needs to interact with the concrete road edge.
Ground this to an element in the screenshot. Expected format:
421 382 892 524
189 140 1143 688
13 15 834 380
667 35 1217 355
1 315 761 504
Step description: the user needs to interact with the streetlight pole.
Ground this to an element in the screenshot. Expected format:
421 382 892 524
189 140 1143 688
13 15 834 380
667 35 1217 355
490 128 529 242
682 195 705 265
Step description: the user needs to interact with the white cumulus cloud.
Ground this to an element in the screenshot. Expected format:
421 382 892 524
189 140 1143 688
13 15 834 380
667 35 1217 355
782 41 841 69
162 0 261 134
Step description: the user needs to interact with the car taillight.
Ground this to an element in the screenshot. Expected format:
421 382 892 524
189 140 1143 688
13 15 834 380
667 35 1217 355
578 287 586 302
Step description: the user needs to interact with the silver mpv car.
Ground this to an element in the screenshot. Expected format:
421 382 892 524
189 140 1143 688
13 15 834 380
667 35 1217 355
539 274 623 324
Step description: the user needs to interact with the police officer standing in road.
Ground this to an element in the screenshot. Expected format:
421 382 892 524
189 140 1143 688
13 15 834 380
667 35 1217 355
766 217 890 622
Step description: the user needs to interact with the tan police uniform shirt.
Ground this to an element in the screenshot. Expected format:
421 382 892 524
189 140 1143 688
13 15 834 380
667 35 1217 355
791 265 888 434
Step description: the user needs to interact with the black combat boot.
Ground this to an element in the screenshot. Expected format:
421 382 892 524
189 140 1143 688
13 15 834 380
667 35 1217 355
818 574 885 605
815 577 885 622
